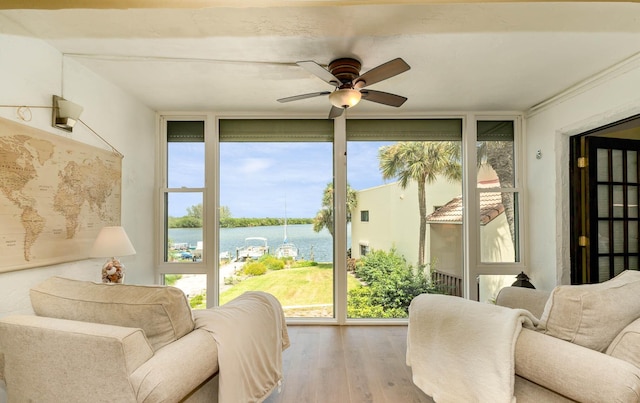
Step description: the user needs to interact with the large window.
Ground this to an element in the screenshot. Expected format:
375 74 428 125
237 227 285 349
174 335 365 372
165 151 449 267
347 119 463 319
157 114 525 318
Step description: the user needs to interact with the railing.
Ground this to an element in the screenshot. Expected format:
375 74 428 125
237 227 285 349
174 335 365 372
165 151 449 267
432 270 463 297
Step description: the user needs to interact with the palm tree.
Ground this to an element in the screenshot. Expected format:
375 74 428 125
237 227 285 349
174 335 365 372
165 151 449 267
313 182 357 238
378 141 461 266
477 140 516 246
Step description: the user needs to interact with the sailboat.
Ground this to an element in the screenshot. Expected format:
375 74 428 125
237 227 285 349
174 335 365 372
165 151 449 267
275 199 299 260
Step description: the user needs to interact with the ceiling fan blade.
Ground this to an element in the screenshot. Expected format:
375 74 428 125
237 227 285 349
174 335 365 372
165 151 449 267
353 58 410 89
360 90 408 107
277 91 331 103
328 106 344 119
297 61 340 87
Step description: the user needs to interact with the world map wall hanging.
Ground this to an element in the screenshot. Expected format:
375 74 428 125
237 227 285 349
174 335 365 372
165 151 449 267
0 116 122 272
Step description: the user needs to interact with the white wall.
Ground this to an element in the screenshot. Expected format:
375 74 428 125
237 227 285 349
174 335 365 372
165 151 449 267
480 213 515 263
0 33 157 318
351 178 461 267
525 59 640 291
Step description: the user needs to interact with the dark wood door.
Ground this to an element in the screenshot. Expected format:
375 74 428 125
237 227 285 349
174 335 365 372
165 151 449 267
570 117 640 284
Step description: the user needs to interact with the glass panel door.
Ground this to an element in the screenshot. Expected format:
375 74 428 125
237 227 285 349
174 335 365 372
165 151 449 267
218 139 334 318
570 115 640 284
346 119 463 319
588 137 640 281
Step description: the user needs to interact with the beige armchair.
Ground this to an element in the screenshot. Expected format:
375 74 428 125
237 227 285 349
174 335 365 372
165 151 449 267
407 270 640 402
0 276 288 403
496 285 640 402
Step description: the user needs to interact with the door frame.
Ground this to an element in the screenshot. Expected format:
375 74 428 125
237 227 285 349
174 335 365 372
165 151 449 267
569 114 640 284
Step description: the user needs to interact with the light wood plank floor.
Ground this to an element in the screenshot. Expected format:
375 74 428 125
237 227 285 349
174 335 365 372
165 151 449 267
264 325 434 403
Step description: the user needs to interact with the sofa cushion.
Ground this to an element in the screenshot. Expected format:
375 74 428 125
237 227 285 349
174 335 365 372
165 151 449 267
495 287 551 319
606 317 640 369
30 276 194 351
516 327 640 402
539 270 640 352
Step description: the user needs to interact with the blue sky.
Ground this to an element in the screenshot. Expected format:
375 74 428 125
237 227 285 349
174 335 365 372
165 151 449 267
168 141 394 218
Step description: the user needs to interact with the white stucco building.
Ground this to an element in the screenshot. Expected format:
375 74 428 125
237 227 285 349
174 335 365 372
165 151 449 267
350 177 461 266
350 165 517 301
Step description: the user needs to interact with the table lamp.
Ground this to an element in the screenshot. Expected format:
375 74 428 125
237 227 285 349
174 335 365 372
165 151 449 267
90 226 136 283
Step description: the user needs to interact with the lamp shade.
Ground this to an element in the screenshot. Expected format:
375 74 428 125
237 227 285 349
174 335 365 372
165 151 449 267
329 88 362 109
90 226 136 258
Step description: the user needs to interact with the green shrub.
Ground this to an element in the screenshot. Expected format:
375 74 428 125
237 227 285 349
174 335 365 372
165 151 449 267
164 274 182 286
350 248 442 318
280 256 295 267
291 259 318 268
347 286 407 318
189 292 206 309
271 259 285 270
243 261 267 276
354 248 407 284
259 255 285 271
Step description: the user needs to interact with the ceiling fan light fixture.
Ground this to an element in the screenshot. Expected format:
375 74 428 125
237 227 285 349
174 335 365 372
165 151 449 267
329 88 361 109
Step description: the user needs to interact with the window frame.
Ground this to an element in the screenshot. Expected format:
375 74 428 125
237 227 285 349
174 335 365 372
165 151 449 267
156 114 218 308
156 112 526 316
360 210 369 222
467 115 526 301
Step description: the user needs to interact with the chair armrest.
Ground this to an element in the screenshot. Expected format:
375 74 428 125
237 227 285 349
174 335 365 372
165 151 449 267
495 287 550 318
0 315 153 402
130 329 219 402
516 328 640 402
607 317 640 368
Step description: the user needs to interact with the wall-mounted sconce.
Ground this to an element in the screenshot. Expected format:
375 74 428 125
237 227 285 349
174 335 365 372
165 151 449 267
52 95 83 132
1 96 123 159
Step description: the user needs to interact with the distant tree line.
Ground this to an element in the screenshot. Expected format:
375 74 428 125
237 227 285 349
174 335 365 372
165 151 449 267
220 217 312 228
168 204 203 228
168 203 312 229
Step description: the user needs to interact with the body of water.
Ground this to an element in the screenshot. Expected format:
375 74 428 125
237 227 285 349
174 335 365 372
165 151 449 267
168 224 351 263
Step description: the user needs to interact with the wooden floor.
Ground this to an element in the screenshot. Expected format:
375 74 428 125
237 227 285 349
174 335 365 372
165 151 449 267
263 325 434 403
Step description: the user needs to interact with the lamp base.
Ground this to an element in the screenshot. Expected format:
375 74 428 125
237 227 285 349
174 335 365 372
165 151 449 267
102 257 125 284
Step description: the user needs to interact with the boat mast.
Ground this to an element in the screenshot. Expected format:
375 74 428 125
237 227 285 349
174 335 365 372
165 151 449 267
283 196 288 244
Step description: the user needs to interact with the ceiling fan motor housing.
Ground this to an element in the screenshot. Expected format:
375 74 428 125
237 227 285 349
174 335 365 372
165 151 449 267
328 58 361 88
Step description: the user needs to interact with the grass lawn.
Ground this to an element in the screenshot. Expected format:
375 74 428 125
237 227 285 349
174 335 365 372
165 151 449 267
220 264 361 307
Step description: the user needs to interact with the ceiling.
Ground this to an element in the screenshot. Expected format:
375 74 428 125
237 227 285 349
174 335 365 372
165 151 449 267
1 1 640 117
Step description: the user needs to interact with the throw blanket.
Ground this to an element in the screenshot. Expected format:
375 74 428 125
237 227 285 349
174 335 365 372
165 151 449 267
194 291 290 403
406 294 538 403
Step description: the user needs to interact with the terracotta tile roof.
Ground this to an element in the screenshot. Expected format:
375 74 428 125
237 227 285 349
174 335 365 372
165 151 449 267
426 179 504 225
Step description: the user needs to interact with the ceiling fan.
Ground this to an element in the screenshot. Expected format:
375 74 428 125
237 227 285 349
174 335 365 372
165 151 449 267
277 57 410 118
